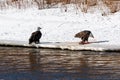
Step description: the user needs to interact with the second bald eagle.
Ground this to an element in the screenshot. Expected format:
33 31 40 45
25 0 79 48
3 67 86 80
75 30 94 44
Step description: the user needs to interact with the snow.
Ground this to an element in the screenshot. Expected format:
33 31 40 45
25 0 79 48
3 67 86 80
0 40 120 51
0 6 120 46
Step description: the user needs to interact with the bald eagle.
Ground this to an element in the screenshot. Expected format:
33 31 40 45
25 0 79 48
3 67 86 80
75 30 94 44
29 27 42 44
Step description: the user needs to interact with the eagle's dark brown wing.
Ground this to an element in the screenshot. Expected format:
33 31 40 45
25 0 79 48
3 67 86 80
75 30 94 38
75 31 88 38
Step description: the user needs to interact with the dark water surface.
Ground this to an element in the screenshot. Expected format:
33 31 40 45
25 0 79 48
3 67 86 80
0 47 120 80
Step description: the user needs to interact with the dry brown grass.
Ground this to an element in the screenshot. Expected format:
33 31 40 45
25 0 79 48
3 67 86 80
87 0 97 6
74 0 120 13
103 0 120 13
0 0 120 13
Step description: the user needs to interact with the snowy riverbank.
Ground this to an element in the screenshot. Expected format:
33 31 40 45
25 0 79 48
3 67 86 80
0 40 120 52
0 7 120 47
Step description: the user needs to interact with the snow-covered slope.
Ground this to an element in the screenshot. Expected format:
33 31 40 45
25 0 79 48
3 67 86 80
0 7 120 45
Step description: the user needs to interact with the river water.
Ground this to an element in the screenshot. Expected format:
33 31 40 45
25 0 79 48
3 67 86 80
0 47 120 80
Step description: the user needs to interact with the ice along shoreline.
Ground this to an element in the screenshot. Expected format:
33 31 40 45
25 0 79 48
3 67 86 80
0 40 120 52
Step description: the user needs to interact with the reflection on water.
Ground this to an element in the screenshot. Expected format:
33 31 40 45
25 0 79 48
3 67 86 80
0 47 120 80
